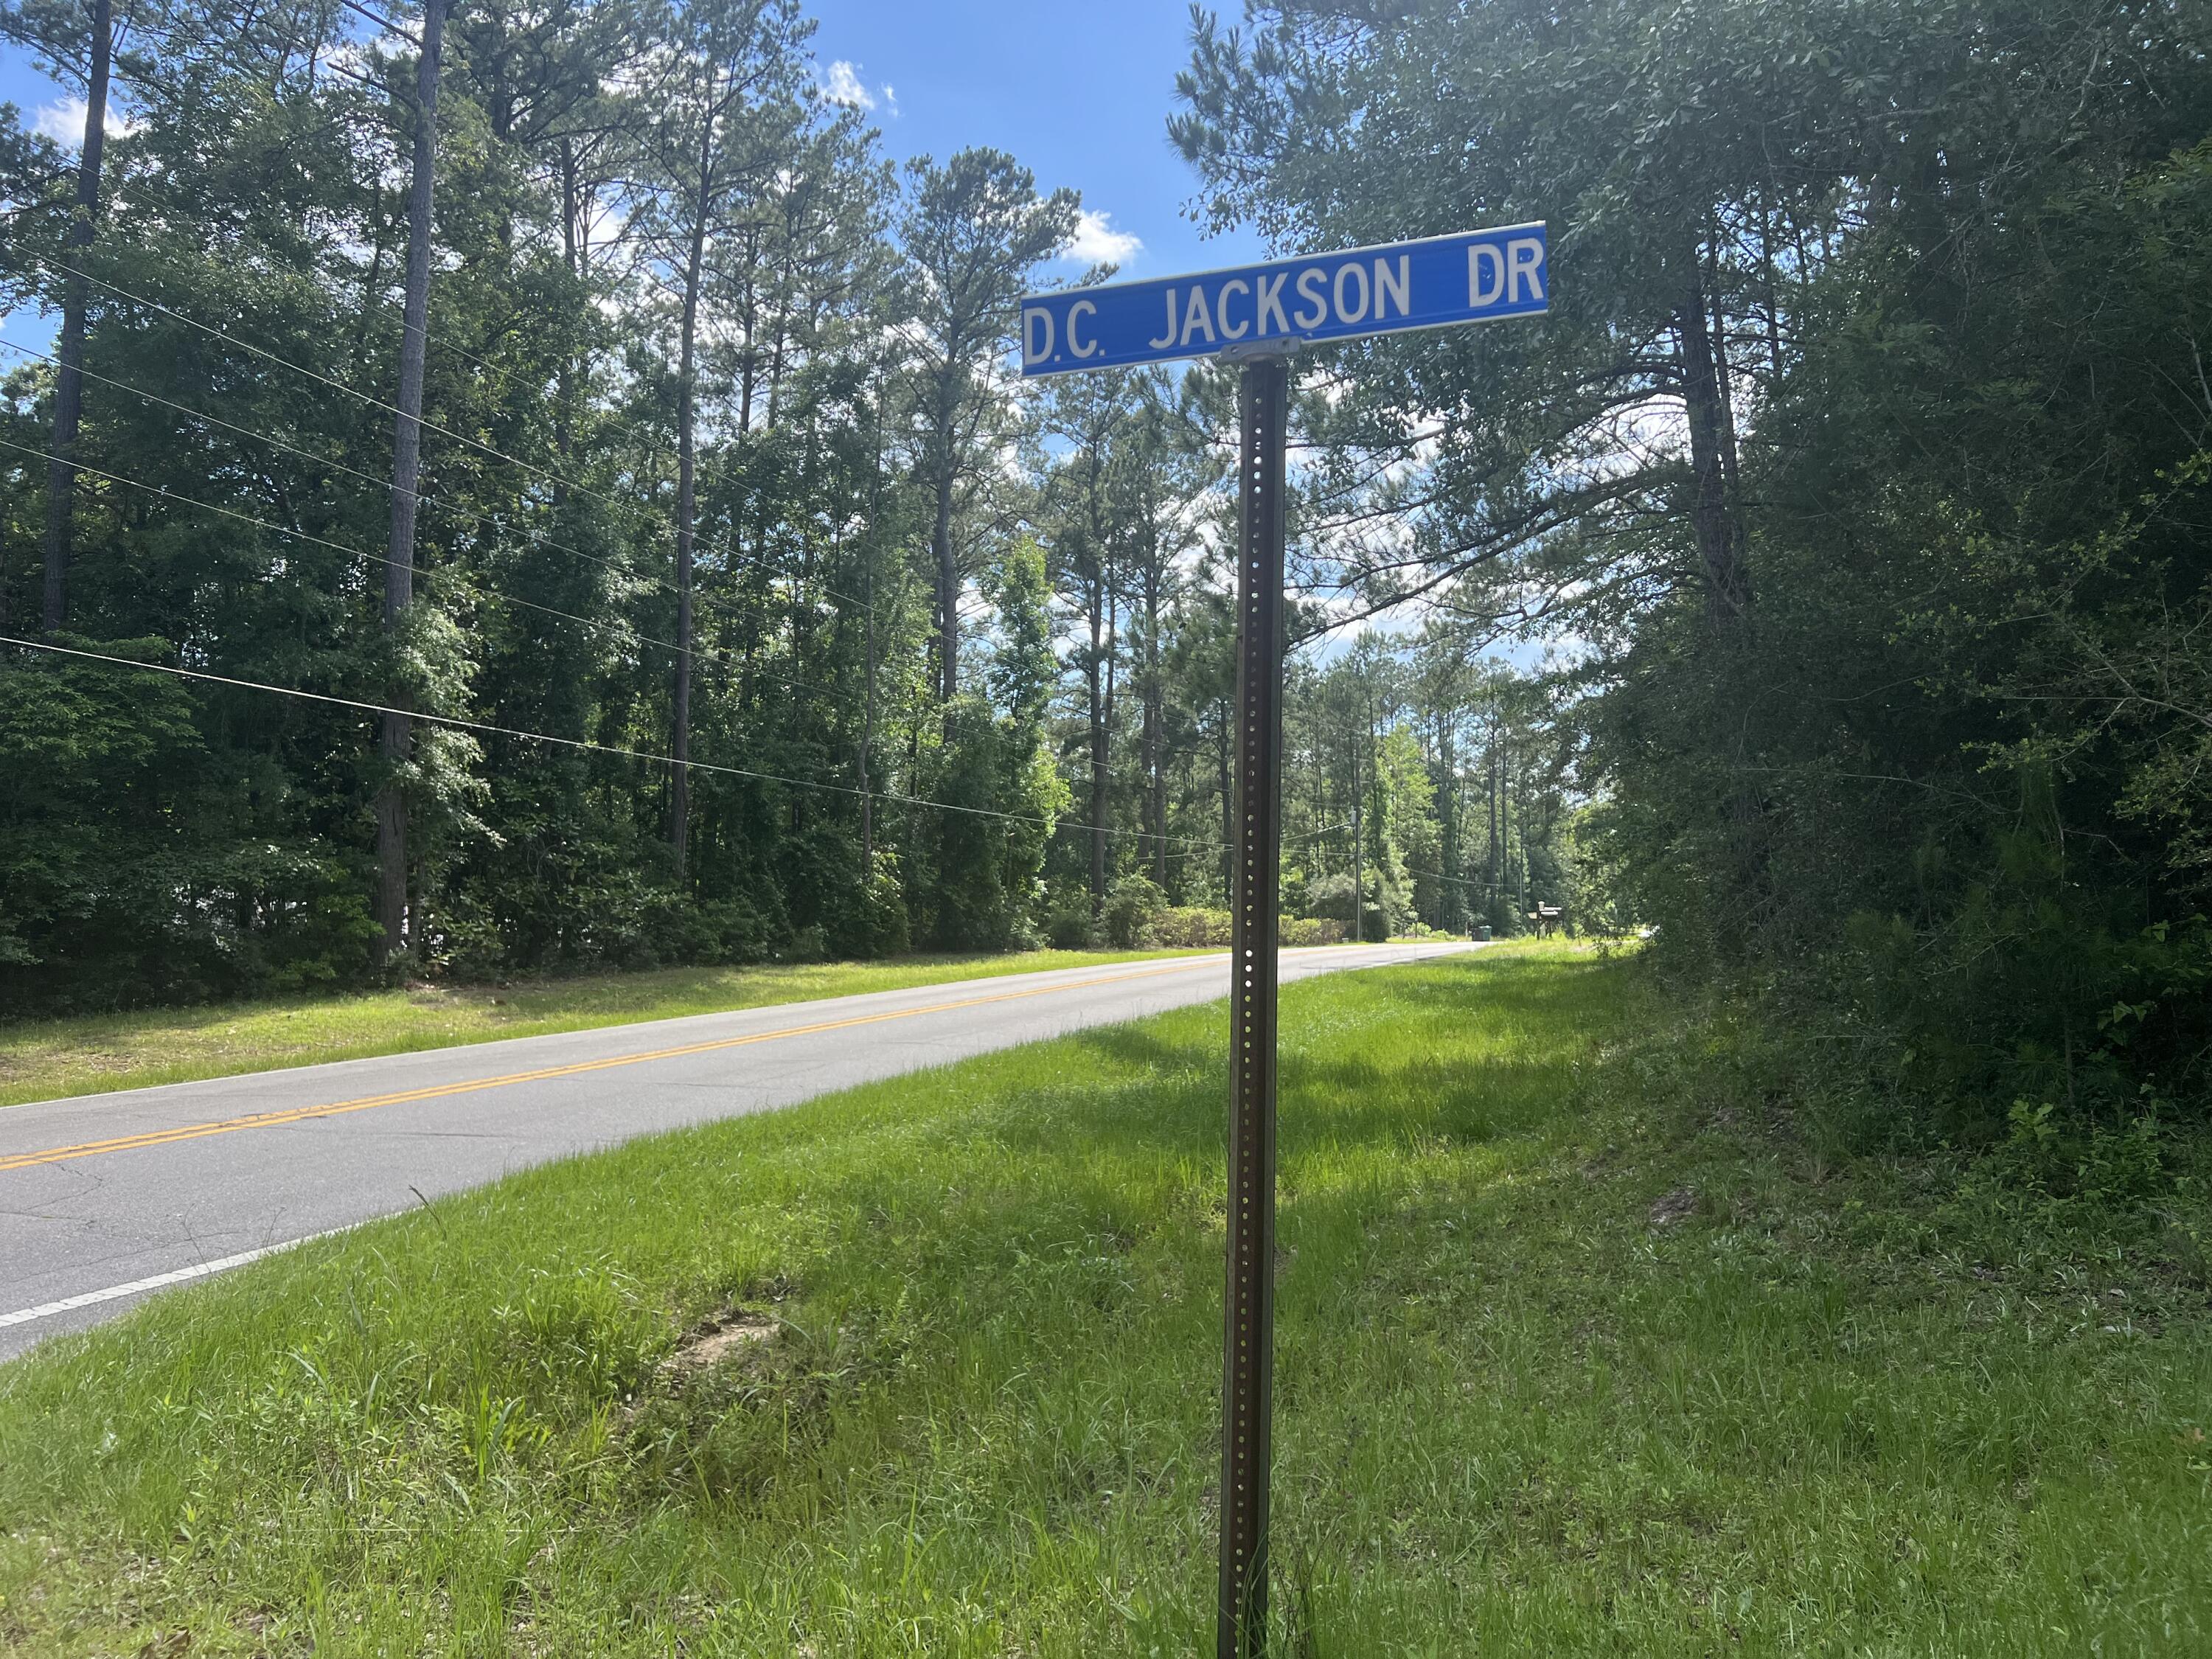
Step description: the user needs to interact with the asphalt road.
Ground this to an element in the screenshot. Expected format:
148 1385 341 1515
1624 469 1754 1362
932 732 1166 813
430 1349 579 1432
0 942 1473 1358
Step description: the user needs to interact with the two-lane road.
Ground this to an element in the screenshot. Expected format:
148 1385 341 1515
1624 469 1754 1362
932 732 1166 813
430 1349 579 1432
0 942 1473 1357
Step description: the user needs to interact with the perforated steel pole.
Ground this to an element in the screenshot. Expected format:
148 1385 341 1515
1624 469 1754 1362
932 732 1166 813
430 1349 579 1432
1220 347 1290 1659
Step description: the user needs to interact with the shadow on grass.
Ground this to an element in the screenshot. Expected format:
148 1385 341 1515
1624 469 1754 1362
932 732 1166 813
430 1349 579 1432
1017 951 1626 1165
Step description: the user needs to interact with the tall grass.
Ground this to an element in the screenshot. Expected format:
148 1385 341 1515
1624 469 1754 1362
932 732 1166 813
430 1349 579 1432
1 944 2205 1655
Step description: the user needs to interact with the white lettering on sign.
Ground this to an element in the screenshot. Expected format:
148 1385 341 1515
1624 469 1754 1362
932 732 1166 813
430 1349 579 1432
1256 271 1290 337
1181 285 1217 347
1509 237 1545 302
1068 299 1099 359
1150 288 1178 350
1374 255 1411 320
1469 244 1504 307
1018 224 1548 377
1217 278 1251 341
1023 307 1054 366
1333 260 1368 324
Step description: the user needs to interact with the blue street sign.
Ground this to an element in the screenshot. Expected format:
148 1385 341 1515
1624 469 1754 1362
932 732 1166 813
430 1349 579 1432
1019 223 1547 378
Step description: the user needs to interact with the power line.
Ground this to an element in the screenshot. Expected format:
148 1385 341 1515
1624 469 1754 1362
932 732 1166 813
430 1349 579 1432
406 319 888 615
27 251 871 613
0 335 403 508
334 0 418 44
0 636 1228 852
0 433 859 710
0 334 892 709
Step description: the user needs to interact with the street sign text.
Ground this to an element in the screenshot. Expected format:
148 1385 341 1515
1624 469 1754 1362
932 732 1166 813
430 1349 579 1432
1019 223 1548 378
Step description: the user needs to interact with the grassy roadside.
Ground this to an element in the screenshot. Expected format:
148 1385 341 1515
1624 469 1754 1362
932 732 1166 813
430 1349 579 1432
2 942 2207 1654
0 948 1206 1110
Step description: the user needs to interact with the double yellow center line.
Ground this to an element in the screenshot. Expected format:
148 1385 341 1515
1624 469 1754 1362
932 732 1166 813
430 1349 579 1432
0 959 1222 1177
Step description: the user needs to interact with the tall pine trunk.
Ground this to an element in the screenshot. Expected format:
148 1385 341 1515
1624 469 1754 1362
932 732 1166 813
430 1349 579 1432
669 164 709 878
859 378 886 876
1484 703 1500 922
41 0 114 634
1676 252 1750 624
931 439 957 704
1087 576 1107 911
1348 722 1363 944
375 0 448 966
1142 558 1164 887
1436 709 1459 932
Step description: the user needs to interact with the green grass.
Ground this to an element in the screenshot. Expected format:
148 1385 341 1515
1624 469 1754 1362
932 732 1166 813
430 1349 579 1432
3 943 2207 1655
0 949 1204 1110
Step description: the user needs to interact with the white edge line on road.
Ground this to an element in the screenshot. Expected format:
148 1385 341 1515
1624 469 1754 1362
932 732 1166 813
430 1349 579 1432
0 1229 341 1331
1 945 1475 1338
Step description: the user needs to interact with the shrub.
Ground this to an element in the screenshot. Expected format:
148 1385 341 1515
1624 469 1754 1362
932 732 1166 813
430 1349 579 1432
1045 903 1099 950
1151 906 1234 947
1102 875 1168 949
822 860 911 960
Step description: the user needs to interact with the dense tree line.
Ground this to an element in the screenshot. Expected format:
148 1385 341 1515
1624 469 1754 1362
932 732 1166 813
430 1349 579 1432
0 0 1575 1014
19 0 2194 1165
1178 0 2212 1131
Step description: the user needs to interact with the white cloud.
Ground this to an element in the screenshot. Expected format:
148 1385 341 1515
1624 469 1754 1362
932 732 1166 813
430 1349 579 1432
34 96 136 148
1060 209 1142 268
820 60 874 111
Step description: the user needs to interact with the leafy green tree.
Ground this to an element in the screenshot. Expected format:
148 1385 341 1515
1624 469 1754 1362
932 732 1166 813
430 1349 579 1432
895 147 1075 703
1178 0 2212 1122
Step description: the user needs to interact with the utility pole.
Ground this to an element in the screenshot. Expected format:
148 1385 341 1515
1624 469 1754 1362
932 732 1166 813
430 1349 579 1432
1218 341 1291 1657
42 0 114 634
376 0 449 968
860 368 885 878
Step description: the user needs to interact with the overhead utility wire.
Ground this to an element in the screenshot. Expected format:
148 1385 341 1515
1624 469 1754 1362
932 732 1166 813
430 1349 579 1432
334 0 418 44
401 313 886 616
0 434 855 710
29 253 868 612
315 247 884 613
0 636 1228 852
404 288 861 541
0 338 863 709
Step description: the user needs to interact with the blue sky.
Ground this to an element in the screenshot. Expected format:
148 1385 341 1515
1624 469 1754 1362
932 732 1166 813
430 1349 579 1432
810 0 1264 279
2 1 1450 656
0 0 1260 302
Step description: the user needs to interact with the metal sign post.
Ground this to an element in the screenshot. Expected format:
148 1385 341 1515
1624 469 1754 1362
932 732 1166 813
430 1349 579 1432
1020 220 1549 1659
1220 342 1291 1655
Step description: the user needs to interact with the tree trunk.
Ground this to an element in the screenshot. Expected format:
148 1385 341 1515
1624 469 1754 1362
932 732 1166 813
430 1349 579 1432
670 167 710 879
932 445 957 704
860 564 877 872
1088 578 1107 911
1436 709 1460 932
1143 560 1164 887
1708 259 1748 560
1676 254 1750 624
375 0 448 967
1485 705 1500 919
1349 725 1363 944
41 0 114 634
860 378 886 877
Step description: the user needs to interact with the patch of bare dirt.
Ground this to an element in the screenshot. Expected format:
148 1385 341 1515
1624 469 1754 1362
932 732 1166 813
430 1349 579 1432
664 1311 778 1375
1648 1186 1700 1228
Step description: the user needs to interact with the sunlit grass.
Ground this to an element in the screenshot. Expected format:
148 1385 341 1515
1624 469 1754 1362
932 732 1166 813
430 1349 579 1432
1 943 2204 1654
0 948 1205 1110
